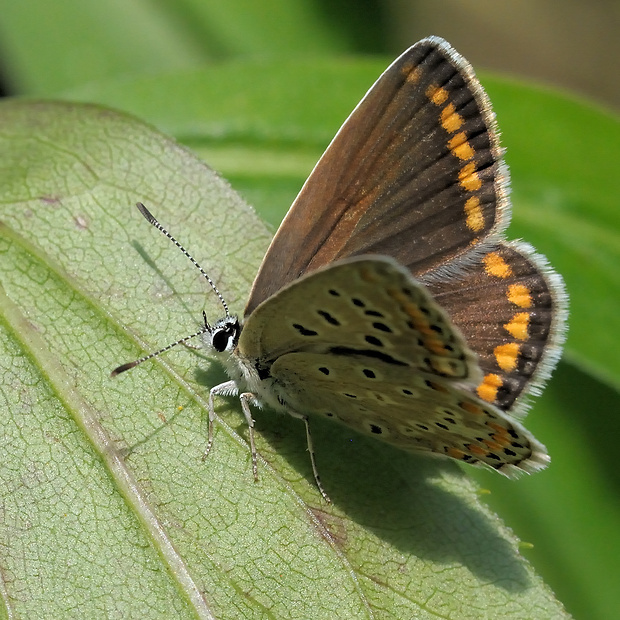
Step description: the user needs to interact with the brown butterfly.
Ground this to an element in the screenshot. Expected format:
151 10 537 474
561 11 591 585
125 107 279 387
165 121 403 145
114 37 567 500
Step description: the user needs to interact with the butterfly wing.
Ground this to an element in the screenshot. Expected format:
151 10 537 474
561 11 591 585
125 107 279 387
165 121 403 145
239 257 548 475
246 36 509 316
427 240 567 416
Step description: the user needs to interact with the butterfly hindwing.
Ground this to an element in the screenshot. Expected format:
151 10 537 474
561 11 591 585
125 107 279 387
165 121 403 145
240 257 550 475
269 350 549 475
427 241 567 415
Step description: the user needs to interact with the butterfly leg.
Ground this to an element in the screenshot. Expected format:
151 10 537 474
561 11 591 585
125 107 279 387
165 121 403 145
287 410 331 503
239 392 259 482
204 380 238 461
205 383 259 483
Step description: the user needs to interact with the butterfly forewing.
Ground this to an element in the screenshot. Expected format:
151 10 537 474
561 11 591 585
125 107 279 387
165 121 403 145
246 37 509 316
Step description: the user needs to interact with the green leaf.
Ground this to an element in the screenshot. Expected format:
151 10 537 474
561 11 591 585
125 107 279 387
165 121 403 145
0 101 568 618
471 363 620 620
62 56 391 228
0 0 206 96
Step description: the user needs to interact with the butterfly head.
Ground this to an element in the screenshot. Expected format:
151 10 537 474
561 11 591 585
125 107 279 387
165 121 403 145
204 314 241 354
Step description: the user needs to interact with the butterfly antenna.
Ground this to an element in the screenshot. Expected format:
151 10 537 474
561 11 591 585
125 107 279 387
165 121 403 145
136 202 230 316
111 312 211 377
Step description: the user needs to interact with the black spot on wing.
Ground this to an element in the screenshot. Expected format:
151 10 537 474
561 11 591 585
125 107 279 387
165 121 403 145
329 346 409 367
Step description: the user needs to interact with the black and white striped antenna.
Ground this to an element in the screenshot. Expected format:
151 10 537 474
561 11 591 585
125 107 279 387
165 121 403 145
111 203 227 376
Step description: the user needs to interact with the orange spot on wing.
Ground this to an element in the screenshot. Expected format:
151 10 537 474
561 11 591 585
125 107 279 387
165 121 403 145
426 84 449 105
448 132 475 160
361 266 380 283
400 60 414 75
447 447 467 460
494 342 520 372
405 65 423 83
389 289 456 360
483 253 513 278
401 300 427 325
483 439 502 451
477 373 503 402
440 103 463 132
468 444 488 456
458 162 482 191
425 337 448 355
464 196 484 232
427 381 449 393
508 284 532 308
487 423 510 438
430 357 462 377
460 401 484 415
491 433 511 447
504 312 530 340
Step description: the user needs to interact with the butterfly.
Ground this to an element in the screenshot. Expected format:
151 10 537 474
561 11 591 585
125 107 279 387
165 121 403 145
113 36 567 500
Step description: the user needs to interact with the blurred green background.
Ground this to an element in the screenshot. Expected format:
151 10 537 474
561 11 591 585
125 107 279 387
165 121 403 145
0 1 618 619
